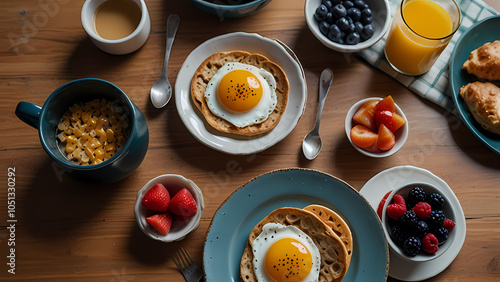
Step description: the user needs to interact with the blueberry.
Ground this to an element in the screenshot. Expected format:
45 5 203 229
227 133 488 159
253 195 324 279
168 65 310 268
361 24 374 40
345 32 361 45
315 4 329 21
347 7 361 22
322 0 334 10
361 7 372 18
319 21 330 36
346 22 356 33
336 17 350 31
343 0 354 9
327 24 343 43
361 16 373 25
325 12 335 24
330 0 342 5
354 21 364 34
332 4 347 18
353 0 366 9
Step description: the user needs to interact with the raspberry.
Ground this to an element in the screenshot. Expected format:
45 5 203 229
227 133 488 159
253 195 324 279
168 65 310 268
428 193 445 210
400 210 418 229
434 227 449 244
442 218 455 231
427 210 445 229
393 194 406 206
422 233 439 254
387 203 406 221
412 202 432 220
414 220 429 238
403 236 421 257
408 186 427 208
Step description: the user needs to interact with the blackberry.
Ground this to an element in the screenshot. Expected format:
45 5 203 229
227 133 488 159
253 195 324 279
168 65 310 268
408 186 427 208
390 224 408 247
427 210 445 229
403 236 421 257
414 220 429 238
434 227 449 244
428 193 445 210
400 210 418 229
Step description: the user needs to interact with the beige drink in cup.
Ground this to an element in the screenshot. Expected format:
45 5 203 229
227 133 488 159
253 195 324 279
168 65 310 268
384 0 461 76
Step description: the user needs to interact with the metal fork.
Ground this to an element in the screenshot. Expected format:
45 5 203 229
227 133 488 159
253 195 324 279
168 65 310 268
172 247 203 282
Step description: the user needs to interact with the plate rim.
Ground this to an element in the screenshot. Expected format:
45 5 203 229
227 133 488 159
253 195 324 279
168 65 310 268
174 32 307 155
202 167 389 281
449 15 500 154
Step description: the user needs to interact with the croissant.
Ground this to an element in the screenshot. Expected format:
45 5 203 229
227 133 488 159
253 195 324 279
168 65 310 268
459 81 500 135
462 40 500 81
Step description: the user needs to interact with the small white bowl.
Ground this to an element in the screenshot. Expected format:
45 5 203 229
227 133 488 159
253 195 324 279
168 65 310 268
381 183 456 262
134 174 204 242
345 97 409 158
304 0 390 53
81 0 151 55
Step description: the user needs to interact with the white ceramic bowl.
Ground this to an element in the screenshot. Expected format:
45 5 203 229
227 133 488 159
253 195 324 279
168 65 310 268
134 174 204 242
345 97 408 157
381 183 457 262
304 0 390 53
81 0 151 55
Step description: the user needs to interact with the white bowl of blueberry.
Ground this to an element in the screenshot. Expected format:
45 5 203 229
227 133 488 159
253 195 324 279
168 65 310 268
305 0 390 52
381 183 457 262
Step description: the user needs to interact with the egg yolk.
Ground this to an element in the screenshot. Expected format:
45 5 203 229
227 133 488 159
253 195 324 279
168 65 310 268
217 69 263 112
265 238 313 282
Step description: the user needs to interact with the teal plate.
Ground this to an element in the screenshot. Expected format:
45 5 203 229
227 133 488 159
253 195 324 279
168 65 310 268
203 168 389 281
449 15 500 154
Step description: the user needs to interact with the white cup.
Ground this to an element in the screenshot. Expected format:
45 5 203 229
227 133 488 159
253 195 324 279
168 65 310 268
81 0 151 55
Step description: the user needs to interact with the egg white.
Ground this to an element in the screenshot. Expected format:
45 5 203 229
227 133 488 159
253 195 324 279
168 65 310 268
204 62 277 128
251 222 321 282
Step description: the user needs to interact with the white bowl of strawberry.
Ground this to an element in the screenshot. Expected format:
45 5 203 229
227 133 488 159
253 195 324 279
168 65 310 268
134 174 204 242
345 96 408 157
381 183 457 262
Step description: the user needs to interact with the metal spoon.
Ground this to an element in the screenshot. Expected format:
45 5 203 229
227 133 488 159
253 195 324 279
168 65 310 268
302 68 334 160
150 14 180 108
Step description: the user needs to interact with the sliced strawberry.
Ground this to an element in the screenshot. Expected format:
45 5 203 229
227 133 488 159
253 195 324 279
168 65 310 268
169 188 197 217
146 213 173 236
374 95 396 113
350 125 378 148
375 110 393 129
142 184 170 212
377 191 392 218
377 124 396 151
352 100 378 132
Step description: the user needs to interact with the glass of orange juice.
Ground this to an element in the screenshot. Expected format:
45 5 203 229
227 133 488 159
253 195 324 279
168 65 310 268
384 0 461 76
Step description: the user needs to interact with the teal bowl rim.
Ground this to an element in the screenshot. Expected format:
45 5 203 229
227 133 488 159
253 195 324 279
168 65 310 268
39 78 138 170
190 0 269 10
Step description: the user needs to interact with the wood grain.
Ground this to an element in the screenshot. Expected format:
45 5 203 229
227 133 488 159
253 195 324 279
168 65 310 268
1 0 499 281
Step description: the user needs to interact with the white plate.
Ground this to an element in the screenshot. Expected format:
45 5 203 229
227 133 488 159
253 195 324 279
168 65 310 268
174 32 307 155
359 165 466 281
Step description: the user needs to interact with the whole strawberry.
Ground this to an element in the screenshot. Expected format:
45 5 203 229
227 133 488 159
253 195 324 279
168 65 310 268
146 212 173 236
142 184 170 212
169 188 197 217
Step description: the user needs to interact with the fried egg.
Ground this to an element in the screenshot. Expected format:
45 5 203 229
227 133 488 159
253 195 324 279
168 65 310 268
252 223 321 282
204 62 277 128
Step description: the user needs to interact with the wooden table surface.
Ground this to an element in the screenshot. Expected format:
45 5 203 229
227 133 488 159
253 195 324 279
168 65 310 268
1 0 499 281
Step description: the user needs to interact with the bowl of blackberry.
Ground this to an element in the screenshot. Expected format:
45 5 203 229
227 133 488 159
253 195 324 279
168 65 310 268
305 0 390 52
381 183 457 262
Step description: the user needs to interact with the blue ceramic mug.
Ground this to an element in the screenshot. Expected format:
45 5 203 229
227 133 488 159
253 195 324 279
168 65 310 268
15 78 149 184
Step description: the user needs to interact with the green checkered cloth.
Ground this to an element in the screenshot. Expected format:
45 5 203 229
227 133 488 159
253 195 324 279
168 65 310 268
358 0 498 112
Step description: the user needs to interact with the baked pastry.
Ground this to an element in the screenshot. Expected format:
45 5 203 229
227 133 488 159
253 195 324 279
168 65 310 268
303 205 353 267
190 51 289 136
459 81 500 135
462 40 500 81
240 207 349 282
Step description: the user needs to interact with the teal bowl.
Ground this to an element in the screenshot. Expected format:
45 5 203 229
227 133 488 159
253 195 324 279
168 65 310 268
449 15 500 154
15 78 149 184
189 0 272 18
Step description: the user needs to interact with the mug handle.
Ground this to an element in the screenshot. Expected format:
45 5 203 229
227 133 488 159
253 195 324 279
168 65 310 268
15 101 41 129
